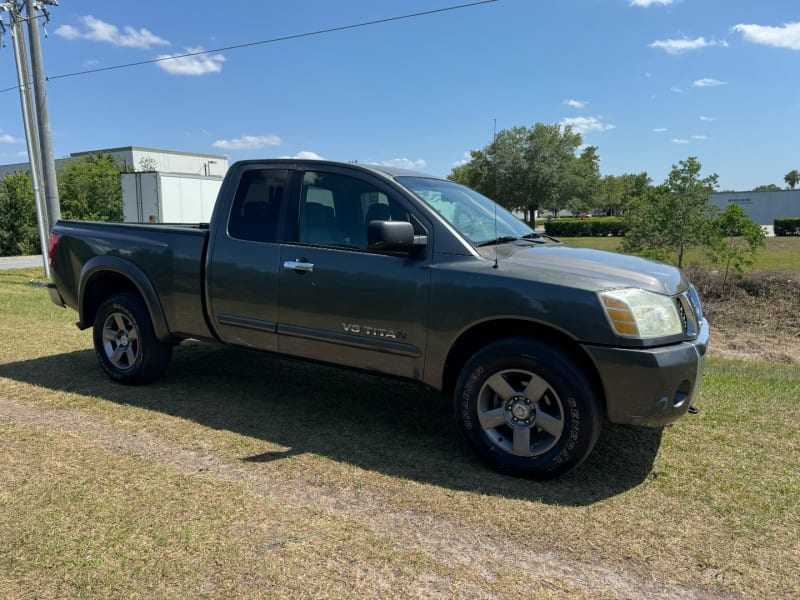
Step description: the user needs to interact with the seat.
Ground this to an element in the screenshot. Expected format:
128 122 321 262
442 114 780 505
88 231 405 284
365 203 391 223
302 202 339 245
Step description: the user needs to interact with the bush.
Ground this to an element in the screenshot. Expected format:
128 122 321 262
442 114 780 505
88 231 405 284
774 218 800 236
543 217 627 237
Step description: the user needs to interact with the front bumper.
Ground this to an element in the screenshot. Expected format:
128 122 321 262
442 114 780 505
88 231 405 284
582 319 709 427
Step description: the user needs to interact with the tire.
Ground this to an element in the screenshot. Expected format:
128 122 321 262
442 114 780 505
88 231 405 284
455 338 601 479
93 293 172 385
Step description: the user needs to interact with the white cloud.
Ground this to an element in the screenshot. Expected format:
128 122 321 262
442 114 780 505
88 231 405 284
55 24 80 40
691 134 709 140
380 158 427 170
653 127 668 133
693 78 726 87
453 151 472 167
630 0 675 6
561 116 615 135
156 47 226 75
212 134 282 150
294 151 325 160
670 86 683 93
55 15 169 49
0 130 21 144
733 22 800 51
649 37 728 54
672 138 690 144
563 99 588 109
699 115 718 121
278 151 325 160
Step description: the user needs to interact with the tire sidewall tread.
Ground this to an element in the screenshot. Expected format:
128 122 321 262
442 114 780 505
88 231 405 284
455 337 601 479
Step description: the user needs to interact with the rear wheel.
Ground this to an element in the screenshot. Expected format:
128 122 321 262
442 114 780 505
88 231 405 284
455 338 601 479
93 293 172 385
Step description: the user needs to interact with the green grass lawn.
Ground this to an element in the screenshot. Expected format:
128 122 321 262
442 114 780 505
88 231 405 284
558 235 800 270
0 267 798 598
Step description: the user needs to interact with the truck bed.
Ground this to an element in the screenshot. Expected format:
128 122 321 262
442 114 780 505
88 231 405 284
50 220 213 341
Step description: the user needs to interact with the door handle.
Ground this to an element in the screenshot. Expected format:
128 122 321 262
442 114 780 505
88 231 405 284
283 260 314 273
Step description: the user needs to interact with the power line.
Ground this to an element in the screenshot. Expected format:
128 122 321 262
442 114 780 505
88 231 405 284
0 0 498 93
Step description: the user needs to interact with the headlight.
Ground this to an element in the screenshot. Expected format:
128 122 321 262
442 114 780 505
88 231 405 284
599 288 683 339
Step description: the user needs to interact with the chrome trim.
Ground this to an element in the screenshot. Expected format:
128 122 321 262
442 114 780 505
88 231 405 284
283 260 314 272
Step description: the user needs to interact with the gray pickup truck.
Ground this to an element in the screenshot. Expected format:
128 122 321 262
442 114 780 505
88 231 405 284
47 159 708 478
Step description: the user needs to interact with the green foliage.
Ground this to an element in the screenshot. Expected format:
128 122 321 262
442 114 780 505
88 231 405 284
449 123 595 220
544 217 627 237
774 218 800 236
57 153 124 222
0 170 39 257
706 204 765 291
622 157 718 267
593 172 651 216
784 169 800 190
752 183 781 192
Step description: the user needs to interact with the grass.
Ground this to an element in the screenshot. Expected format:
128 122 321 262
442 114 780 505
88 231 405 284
558 235 800 270
1 266 799 598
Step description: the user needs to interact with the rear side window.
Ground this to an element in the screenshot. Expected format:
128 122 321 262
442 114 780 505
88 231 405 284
228 169 289 243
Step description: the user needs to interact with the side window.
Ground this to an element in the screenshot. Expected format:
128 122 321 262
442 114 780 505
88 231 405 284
228 169 289 243
298 171 411 250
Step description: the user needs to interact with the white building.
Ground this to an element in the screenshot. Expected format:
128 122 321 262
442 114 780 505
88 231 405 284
0 145 228 180
709 190 800 234
1 146 229 223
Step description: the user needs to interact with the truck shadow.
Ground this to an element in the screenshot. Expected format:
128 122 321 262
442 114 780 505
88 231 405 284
0 341 664 506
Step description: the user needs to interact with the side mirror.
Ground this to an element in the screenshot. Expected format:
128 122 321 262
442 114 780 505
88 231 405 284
367 220 426 252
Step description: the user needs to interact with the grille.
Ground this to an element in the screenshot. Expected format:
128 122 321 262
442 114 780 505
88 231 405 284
676 291 701 337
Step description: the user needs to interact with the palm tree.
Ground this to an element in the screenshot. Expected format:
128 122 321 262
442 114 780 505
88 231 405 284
784 169 800 190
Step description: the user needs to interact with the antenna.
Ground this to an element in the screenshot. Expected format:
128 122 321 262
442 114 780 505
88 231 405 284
493 118 499 269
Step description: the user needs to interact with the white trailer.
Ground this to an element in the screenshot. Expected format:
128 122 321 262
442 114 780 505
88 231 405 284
121 172 223 223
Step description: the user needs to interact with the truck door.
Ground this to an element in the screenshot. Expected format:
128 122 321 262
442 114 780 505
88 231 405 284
277 167 431 379
206 167 290 351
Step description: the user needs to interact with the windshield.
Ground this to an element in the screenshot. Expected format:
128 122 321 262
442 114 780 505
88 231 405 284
397 176 535 246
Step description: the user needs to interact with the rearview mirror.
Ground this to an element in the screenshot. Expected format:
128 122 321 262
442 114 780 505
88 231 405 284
367 221 426 252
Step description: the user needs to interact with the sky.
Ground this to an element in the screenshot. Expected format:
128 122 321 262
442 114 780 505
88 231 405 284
0 0 797 191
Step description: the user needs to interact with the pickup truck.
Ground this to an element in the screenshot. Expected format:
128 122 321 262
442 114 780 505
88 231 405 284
47 159 708 479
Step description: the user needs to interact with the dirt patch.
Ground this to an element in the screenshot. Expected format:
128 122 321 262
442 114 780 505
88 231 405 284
686 268 800 364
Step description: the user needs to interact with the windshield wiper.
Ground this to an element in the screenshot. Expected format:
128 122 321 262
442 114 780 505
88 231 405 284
476 235 519 247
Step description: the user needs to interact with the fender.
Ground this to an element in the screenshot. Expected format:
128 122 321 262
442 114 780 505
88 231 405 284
78 255 172 342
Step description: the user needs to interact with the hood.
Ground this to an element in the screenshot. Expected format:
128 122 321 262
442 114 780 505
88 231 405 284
501 244 686 296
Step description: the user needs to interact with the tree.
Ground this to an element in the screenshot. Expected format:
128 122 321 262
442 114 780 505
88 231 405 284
547 145 600 217
449 123 587 221
0 170 39 257
706 203 765 293
58 153 124 221
784 170 799 190
752 183 781 192
622 157 718 267
594 172 651 216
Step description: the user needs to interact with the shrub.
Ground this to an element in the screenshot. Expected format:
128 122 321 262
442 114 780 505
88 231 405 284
774 218 800 236
543 217 627 237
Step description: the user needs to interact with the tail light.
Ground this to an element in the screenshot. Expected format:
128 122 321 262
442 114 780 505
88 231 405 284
48 232 60 267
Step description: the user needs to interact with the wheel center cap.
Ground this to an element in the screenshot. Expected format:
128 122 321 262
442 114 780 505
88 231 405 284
507 396 535 422
119 332 129 347
512 403 531 420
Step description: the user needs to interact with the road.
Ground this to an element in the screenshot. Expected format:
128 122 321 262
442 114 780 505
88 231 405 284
0 255 45 271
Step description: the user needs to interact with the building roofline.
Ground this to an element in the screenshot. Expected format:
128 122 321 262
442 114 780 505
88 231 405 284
69 146 228 161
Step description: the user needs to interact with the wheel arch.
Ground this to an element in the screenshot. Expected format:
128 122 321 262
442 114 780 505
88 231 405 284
441 319 606 414
78 257 171 342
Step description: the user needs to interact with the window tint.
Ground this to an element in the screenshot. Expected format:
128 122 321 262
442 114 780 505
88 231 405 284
298 171 411 250
228 169 289 243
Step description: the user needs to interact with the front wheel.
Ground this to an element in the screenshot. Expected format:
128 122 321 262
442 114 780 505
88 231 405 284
93 293 172 385
455 338 601 479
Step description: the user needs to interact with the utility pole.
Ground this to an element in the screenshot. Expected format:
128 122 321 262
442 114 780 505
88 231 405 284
0 0 59 276
26 0 60 227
